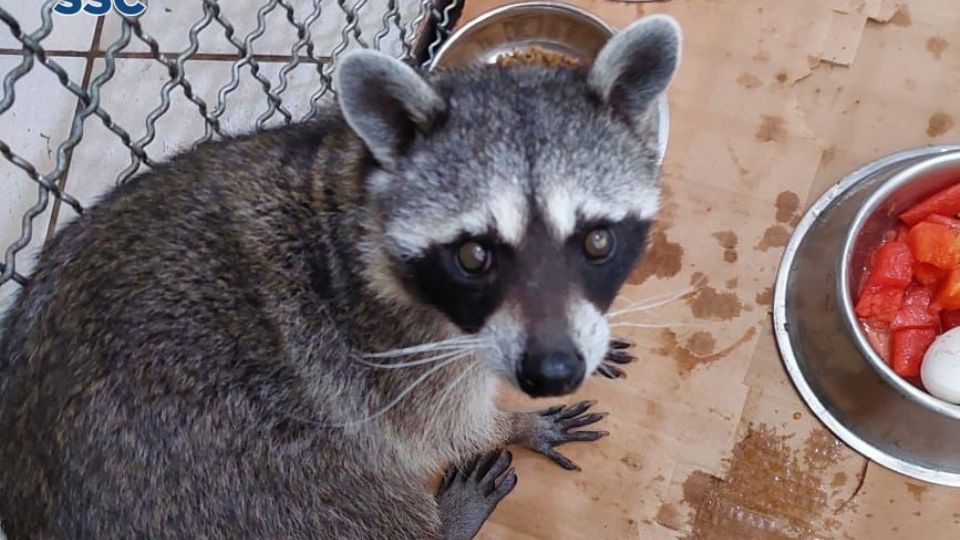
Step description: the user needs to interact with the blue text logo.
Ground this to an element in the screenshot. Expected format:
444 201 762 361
54 0 147 17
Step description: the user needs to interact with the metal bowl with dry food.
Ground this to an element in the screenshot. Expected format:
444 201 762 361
775 145 960 486
427 0 670 161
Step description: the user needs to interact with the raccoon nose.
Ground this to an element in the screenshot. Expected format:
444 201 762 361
517 351 585 397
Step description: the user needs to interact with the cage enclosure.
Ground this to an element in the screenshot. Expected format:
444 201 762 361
0 0 461 309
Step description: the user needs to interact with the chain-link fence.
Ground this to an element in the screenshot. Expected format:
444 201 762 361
0 0 461 303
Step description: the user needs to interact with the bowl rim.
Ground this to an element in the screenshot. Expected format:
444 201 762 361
426 1 616 72
838 151 960 420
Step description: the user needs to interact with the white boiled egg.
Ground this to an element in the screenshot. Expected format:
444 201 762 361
920 327 960 404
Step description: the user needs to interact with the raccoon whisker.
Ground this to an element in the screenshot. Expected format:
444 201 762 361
608 322 693 329
356 347 489 369
325 354 463 428
362 337 492 359
605 285 698 318
608 287 697 316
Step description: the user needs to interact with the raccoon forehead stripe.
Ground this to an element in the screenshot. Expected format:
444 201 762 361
541 187 660 240
385 189 529 255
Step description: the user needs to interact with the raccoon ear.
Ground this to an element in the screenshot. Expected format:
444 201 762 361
336 50 446 168
588 15 681 128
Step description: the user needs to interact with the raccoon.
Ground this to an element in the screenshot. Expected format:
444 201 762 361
0 14 681 540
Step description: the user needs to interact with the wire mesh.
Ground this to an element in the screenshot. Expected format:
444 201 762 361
0 0 461 293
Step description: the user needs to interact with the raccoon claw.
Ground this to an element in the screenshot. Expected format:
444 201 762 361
437 449 517 540
520 400 609 471
595 340 636 379
596 363 626 379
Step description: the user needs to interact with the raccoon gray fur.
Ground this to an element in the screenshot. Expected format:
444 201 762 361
0 15 681 540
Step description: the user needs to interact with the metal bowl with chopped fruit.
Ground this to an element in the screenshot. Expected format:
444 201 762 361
775 145 960 487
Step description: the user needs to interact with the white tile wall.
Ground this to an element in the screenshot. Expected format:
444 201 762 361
0 0 432 305
96 0 422 56
0 1 98 51
0 55 85 311
56 56 329 227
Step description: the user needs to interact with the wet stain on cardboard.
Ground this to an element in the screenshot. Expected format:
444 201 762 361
738 73 762 89
822 146 836 164
756 225 791 251
657 327 757 375
726 278 738 290
680 425 846 539
775 191 800 223
688 285 744 320
926 36 948 60
655 503 686 531
628 230 684 285
657 182 679 229
712 231 739 263
727 143 750 180
686 331 717 355
621 453 644 471
927 113 955 137
831 472 848 489
803 428 844 470
756 115 787 143
756 287 774 306
905 482 928 502
645 401 663 424
775 70 788 84
905 78 917 90
891 5 911 27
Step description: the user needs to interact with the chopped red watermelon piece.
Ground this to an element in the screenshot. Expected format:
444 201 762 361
907 221 960 270
891 328 938 377
935 267 960 311
855 285 905 324
941 310 960 331
900 183 960 226
914 262 946 286
925 213 960 230
861 321 891 362
865 241 913 289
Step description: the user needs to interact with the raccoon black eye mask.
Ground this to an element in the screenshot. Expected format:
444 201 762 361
0 14 680 540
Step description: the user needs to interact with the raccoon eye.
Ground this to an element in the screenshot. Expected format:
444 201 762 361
456 241 492 274
584 228 615 261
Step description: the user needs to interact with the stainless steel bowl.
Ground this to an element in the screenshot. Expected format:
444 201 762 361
426 1 670 161
775 145 960 486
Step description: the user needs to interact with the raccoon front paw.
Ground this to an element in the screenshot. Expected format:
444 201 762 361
595 338 635 379
518 400 609 471
436 449 517 540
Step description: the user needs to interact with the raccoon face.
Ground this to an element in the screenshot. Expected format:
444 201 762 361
338 16 681 397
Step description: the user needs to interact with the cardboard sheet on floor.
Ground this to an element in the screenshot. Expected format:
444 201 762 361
455 0 960 537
